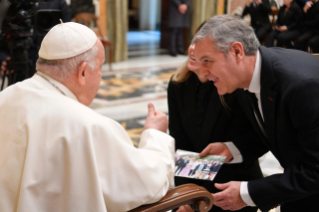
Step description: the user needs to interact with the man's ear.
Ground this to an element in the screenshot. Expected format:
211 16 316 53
230 42 244 62
77 61 88 86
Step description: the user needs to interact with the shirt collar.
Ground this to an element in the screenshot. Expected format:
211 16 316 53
248 50 261 94
33 72 79 102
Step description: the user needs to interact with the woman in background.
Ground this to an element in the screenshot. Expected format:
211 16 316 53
167 43 264 212
265 0 301 48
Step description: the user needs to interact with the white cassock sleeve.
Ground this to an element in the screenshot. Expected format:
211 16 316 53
90 116 175 212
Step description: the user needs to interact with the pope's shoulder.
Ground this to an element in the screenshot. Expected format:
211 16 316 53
0 78 118 128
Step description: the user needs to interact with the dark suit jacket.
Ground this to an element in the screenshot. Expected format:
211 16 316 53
275 2 301 30
242 0 272 29
234 46 319 212
167 0 191 28
300 0 319 34
168 73 263 211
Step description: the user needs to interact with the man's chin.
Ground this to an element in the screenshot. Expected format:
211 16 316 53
216 87 227 95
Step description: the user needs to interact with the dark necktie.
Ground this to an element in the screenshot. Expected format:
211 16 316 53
245 91 267 138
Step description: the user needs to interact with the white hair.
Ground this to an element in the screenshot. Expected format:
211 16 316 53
192 15 260 56
36 42 100 80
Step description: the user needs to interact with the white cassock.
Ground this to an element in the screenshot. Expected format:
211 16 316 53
0 74 175 212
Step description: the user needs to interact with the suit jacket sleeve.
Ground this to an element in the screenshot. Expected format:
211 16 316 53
275 8 282 26
259 0 272 14
170 0 191 7
171 0 183 7
184 0 191 7
248 80 319 212
303 12 319 28
168 79 194 151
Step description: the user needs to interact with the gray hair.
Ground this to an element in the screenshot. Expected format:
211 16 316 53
36 42 100 80
192 15 260 56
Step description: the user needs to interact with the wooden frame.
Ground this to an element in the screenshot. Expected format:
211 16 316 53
128 184 214 212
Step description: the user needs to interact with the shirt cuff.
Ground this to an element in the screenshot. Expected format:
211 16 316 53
240 182 256 206
224 142 243 163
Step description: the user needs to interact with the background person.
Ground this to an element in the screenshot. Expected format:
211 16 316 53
0 22 175 212
242 0 272 43
265 0 301 48
167 0 192 56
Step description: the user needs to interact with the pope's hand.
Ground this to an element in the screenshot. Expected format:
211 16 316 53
199 143 233 163
176 205 194 212
212 181 247 211
144 103 168 133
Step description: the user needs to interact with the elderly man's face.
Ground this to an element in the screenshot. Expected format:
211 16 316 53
194 37 242 95
86 40 105 104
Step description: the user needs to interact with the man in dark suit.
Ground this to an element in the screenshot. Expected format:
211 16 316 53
193 160 207 173
242 0 272 43
167 0 191 56
192 14 319 212
175 156 189 175
210 161 221 173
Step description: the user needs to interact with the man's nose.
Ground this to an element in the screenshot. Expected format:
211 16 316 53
198 65 208 78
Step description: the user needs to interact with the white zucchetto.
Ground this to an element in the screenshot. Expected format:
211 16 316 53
39 22 98 60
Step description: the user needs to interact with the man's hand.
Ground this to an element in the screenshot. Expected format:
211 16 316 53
176 205 194 212
144 103 168 133
178 4 188 14
213 182 247 211
304 1 313 13
275 25 288 32
199 143 233 163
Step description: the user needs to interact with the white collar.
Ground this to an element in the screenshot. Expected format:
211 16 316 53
247 50 261 94
33 72 79 102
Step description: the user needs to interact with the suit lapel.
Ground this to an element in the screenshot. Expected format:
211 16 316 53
259 46 279 158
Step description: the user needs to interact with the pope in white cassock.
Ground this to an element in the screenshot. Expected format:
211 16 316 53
0 22 175 212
